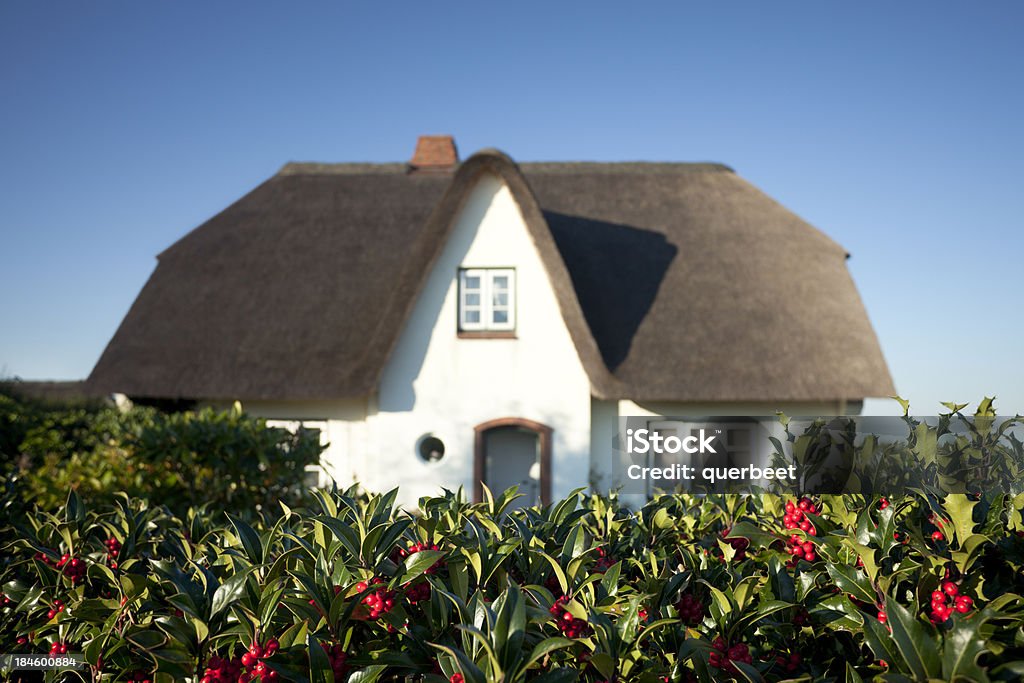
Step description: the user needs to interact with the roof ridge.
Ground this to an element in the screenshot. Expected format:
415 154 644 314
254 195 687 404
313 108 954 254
277 160 735 176
277 162 409 175
519 161 734 174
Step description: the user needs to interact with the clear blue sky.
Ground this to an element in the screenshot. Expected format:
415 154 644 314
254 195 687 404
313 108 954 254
2 2 1022 416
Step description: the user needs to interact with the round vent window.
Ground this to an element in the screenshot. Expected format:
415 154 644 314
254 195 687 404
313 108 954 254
417 434 445 463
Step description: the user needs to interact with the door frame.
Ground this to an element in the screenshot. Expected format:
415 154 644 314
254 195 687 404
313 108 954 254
473 417 552 506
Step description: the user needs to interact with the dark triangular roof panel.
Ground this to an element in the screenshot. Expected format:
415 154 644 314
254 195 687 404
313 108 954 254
87 150 894 403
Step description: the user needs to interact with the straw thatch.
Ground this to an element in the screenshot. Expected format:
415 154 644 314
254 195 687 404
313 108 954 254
88 150 894 402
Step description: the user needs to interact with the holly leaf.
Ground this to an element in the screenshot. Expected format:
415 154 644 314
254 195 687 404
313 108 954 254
884 596 940 680
826 564 876 606
944 494 980 547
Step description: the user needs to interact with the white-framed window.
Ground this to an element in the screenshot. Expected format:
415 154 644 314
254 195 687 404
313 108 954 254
458 268 516 332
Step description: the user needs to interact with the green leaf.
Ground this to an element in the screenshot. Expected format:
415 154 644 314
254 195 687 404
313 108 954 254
859 608 903 673
845 539 881 583
126 627 168 650
716 537 736 563
402 549 445 584
539 551 568 595
560 524 586 563
943 494 979 545
942 610 996 682
733 576 762 611
726 521 778 550
277 620 308 650
522 637 575 671
348 665 388 683
589 653 616 680
307 632 335 683
703 583 732 626
733 660 765 682
456 624 502 676
768 556 796 603
462 548 483 586
826 564 876 606
884 595 941 680
64 488 84 524
211 567 256 620
733 600 793 636
891 396 911 416
600 561 621 597
227 513 263 564
429 642 486 683
529 669 579 683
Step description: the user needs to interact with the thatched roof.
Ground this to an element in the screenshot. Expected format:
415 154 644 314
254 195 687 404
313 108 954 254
87 150 894 403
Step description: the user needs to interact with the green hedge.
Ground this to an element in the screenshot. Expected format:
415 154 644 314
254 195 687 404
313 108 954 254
2 486 1023 682
0 391 322 520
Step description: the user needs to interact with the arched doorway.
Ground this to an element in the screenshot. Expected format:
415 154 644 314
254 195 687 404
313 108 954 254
474 418 552 508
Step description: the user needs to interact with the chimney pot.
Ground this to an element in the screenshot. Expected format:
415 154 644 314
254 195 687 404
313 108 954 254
409 135 458 172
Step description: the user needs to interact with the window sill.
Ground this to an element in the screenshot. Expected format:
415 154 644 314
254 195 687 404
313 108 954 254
458 330 518 339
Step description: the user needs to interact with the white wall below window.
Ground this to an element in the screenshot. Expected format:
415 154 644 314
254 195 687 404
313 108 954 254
365 173 594 508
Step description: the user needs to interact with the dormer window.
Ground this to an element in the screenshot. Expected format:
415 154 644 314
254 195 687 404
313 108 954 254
458 268 515 332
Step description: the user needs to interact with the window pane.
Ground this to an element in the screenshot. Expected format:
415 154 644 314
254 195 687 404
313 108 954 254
465 310 480 323
465 276 481 290
465 293 480 306
492 275 508 290
493 292 507 306
493 310 508 324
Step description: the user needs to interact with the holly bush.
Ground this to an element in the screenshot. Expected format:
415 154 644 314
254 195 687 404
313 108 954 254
2 483 1024 682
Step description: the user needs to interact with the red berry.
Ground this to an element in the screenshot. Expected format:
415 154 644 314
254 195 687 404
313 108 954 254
942 581 959 596
931 531 944 541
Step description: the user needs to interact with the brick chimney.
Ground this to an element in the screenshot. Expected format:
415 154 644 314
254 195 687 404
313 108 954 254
409 135 459 172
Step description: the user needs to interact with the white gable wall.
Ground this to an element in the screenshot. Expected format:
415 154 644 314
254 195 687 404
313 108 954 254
365 173 594 508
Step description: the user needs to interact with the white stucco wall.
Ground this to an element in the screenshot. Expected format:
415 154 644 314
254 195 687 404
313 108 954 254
363 173 594 508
